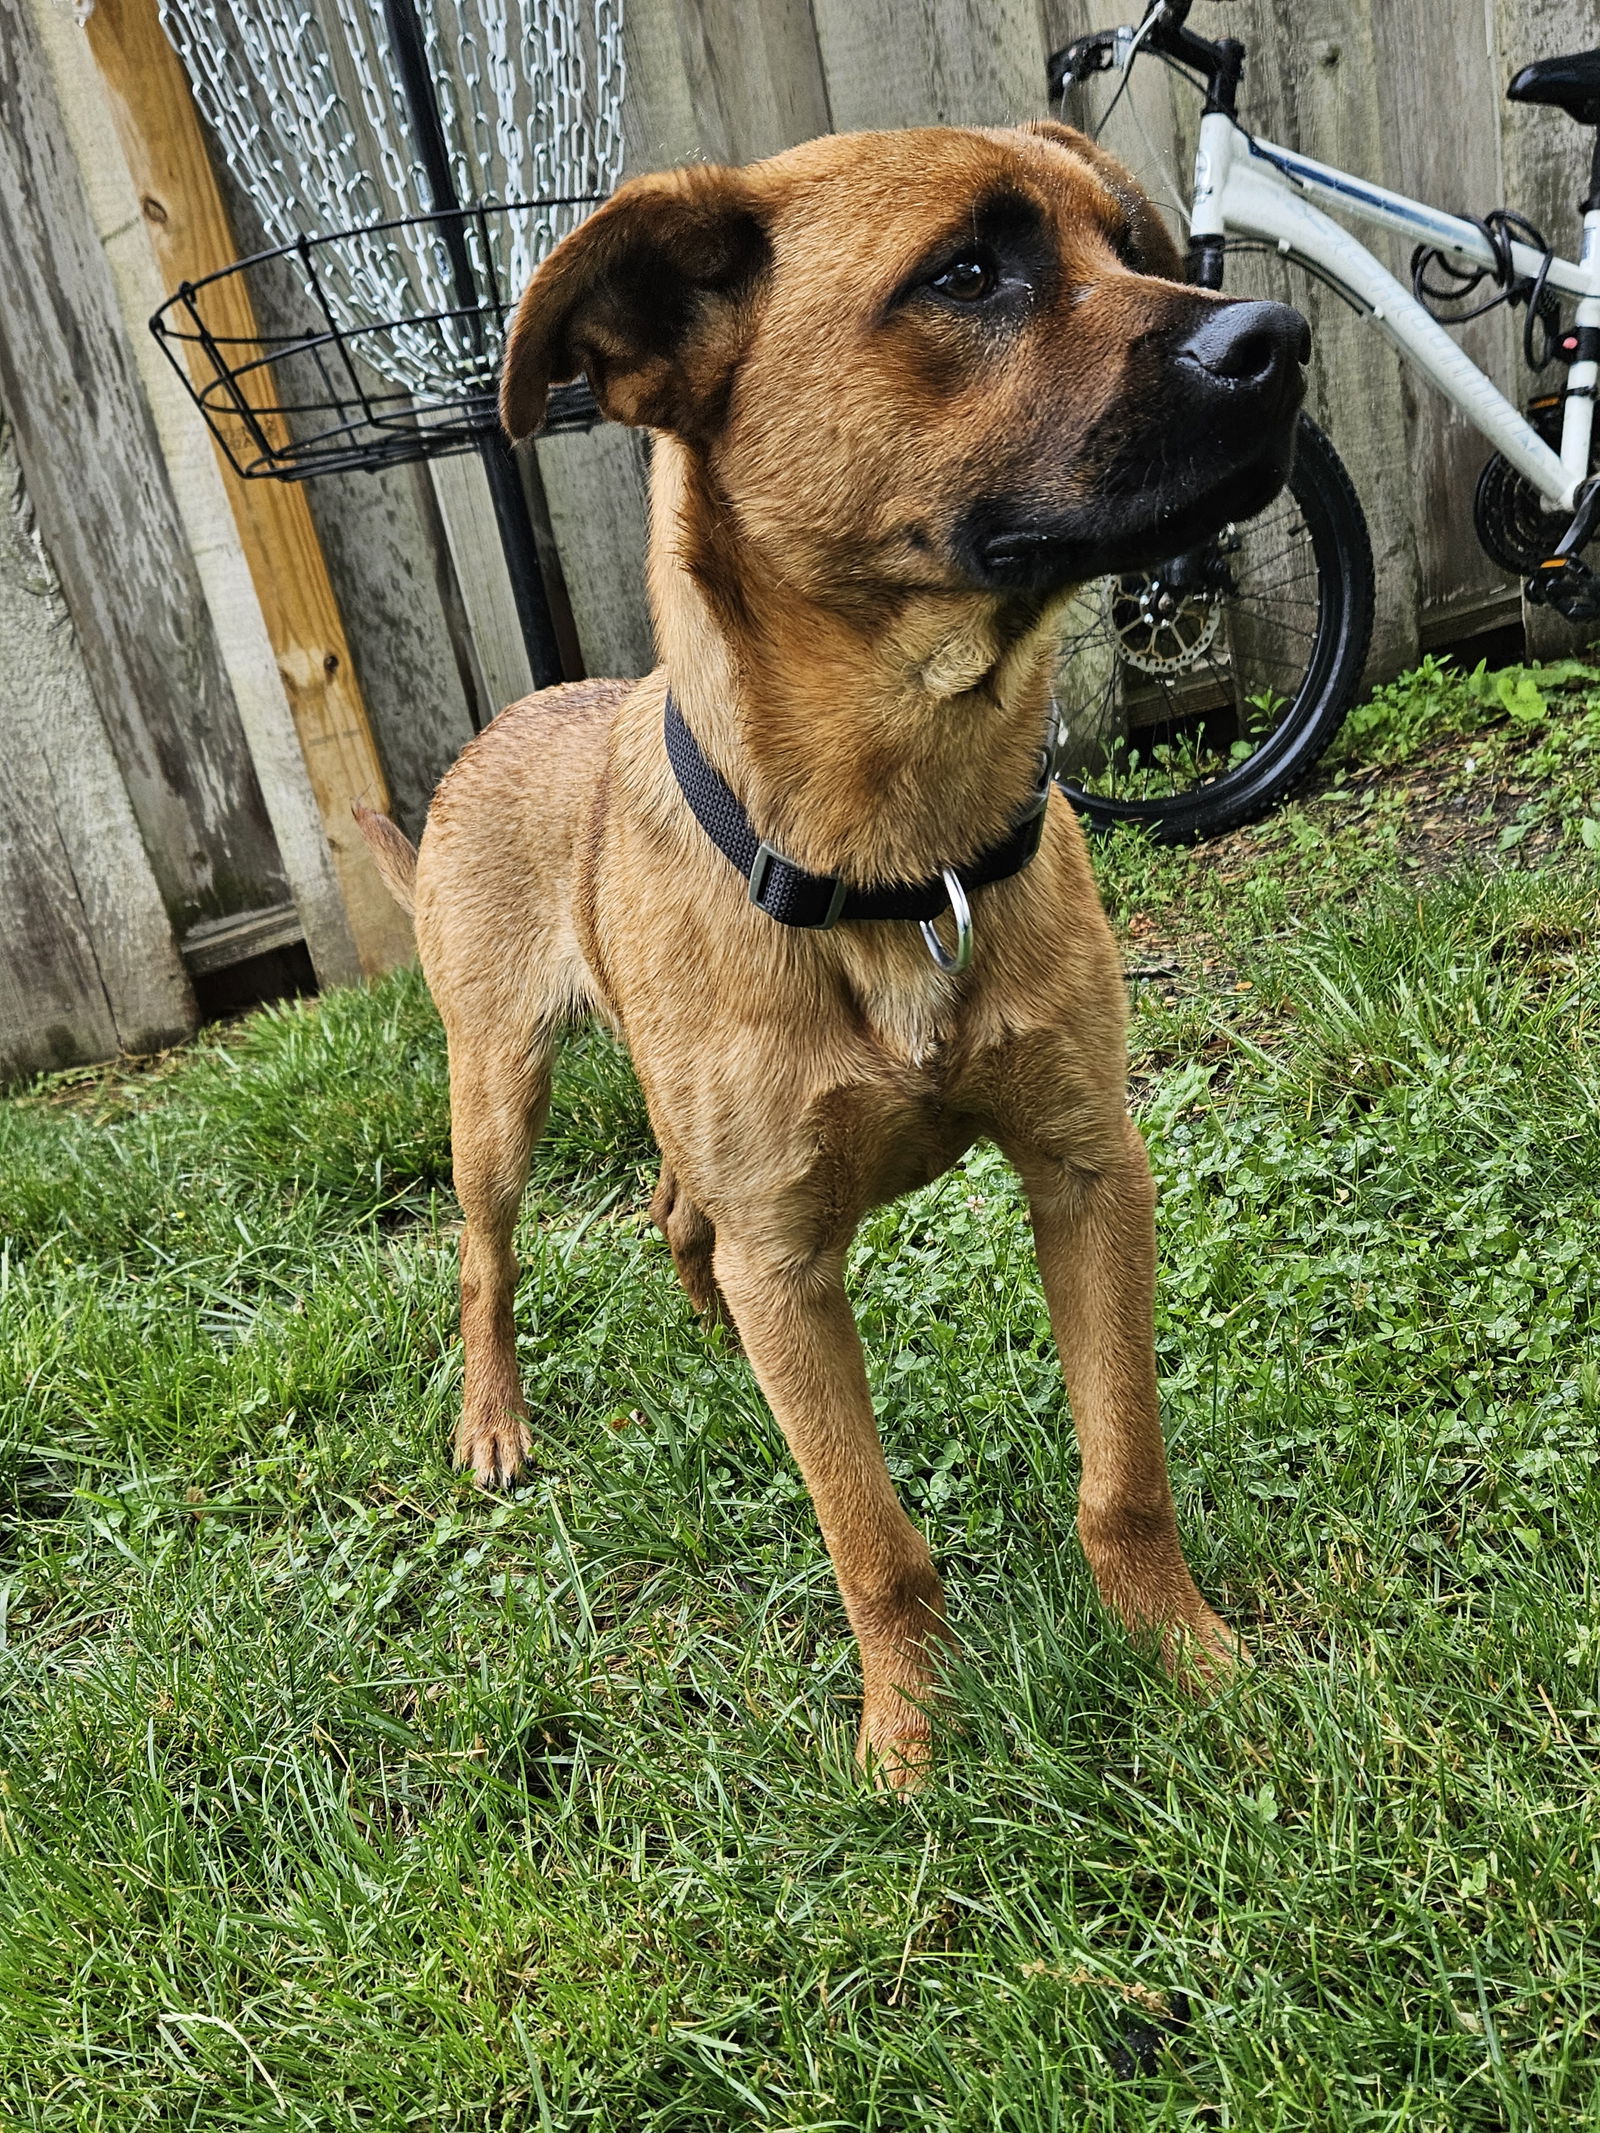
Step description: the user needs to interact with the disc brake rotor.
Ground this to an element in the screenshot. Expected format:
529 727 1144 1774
1106 571 1222 676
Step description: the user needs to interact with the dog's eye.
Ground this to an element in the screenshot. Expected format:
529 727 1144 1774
929 253 998 302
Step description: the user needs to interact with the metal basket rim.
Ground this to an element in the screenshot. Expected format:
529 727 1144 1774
147 195 608 479
150 192 611 323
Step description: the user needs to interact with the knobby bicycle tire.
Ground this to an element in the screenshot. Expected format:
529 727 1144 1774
1052 415 1375 842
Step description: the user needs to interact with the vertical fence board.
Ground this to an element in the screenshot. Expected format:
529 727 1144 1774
294 457 488 839
0 407 194 1082
1259 0 1421 679
660 0 832 159
1370 0 1518 630
624 0 831 168
535 427 655 679
0 0 289 939
1499 0 1600 237
429 454 534 716
811 0 1045 130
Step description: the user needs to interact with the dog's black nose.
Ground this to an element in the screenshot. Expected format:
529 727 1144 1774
1176 300 1310 393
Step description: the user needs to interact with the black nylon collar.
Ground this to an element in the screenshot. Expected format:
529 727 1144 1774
663 690 1052 931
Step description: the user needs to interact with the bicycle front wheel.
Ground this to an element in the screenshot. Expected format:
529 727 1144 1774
1051 415 1374 842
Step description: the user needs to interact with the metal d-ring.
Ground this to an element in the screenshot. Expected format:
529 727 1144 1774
920 867 973 974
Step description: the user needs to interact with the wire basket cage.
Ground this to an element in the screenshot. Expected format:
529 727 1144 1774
151 0 624 678
152 200 601 483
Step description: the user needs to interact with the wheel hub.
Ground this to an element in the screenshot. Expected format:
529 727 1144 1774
1106 567 1223 676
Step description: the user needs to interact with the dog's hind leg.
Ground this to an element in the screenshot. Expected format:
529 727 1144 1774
445 1025 556 1487
650 1164 733 1331
712 1231 950 1788
1009 1113 1240 1679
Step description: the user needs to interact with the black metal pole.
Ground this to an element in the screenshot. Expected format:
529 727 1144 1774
478 430 566 688
379 0 565 688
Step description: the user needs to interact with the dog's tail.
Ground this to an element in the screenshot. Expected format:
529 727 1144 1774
352 801 418 916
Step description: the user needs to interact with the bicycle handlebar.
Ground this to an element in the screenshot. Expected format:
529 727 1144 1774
1047 0 1244 117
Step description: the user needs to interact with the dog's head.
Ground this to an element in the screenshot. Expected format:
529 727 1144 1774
501 125 1306 603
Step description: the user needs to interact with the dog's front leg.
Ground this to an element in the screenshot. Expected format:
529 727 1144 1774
447 1031 555 1487
1012 1114 1241 1679
713 1231 949 1787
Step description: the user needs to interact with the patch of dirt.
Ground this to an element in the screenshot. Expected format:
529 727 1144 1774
1121 727 1571 1001
1116 719 1594 1117
16 1042 196 1119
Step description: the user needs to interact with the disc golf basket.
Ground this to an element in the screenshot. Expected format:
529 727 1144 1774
151 0 625 687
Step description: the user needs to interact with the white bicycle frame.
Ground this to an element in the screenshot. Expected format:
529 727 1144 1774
1187 108 1600 513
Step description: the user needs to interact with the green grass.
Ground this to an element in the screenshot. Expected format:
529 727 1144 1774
3 655 1600 2130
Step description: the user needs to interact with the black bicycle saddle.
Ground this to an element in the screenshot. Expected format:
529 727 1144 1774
1507 49 1600 126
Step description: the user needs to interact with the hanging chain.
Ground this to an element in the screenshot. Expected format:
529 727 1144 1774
156 0 625 396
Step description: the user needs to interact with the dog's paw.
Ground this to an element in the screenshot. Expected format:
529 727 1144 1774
857 1731 931 1795
453 1406 533 1489
1162 1607 1251 1692
856 1705 936 1794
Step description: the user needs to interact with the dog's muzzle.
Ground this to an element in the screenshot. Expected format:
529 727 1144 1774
956 296 1309 593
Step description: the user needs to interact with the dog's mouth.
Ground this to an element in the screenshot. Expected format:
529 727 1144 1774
955 424 1300 596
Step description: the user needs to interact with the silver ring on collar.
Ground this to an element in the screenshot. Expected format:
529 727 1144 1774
920 867 973 974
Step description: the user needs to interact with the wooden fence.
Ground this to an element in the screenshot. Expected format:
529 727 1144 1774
2 0 1596 1081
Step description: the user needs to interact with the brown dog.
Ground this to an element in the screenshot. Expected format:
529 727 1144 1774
356 122 1306 1784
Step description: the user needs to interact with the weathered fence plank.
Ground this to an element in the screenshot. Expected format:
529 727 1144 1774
1258 0 1422 679
30 0 366 994
428 455 535 715
0 0 288 940
811 0 1044 129
277 454 487 839
1496 0 1599 656
1369 0 1517 631
0 408 194 1082
536 427 656 680
623 0 831 167
86 0 417 968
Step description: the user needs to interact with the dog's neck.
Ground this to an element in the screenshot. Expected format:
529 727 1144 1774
649 436 1065 886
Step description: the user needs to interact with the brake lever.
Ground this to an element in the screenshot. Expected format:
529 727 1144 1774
1046 26 1133 101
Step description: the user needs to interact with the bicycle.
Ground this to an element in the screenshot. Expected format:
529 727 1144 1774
1045 0 1600 840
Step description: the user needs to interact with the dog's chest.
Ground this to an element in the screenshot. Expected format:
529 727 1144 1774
850 963 959 1073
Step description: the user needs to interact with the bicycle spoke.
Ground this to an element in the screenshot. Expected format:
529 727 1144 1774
1050 416 1371 831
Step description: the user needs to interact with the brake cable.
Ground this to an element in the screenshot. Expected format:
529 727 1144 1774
1411 208 1562 371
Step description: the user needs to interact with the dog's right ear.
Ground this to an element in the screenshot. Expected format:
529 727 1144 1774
500 165 771 443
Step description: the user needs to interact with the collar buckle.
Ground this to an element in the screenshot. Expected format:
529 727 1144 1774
748 840 848 928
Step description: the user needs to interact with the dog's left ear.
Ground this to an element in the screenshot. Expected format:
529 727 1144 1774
1018 120 1187 280
500 164 771 442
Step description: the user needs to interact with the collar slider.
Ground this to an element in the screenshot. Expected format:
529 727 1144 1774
749 840 848 927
